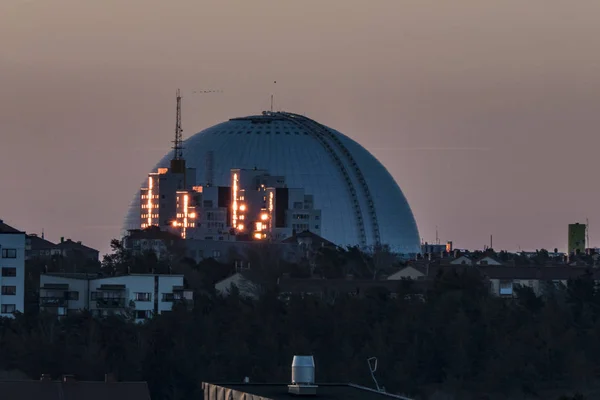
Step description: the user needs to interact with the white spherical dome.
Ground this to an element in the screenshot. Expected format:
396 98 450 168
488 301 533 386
125 112 420 254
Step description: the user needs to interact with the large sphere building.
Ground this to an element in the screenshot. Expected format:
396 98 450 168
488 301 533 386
125 112 420 254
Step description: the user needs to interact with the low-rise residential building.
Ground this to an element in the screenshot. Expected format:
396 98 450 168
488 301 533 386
39 273 193 322
26 234 99 262
387 263 600 297
215 270 261 299
55 238 99 261
122 227 184 259
0 220 26 317
25 234 61 259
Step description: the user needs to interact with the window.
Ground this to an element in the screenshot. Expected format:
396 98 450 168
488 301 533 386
213 250 221 258
499 281 513 296
1 304 16 313
1 267 16 277
1 286 16 295
135 310 152 319
162 293 175 302
135 292 151 301
1 249 16 259
90 291 98 300
67 291 79 300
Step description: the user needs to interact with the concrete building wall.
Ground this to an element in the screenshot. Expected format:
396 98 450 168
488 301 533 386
39 275 90 311
39 274 188 323
0 232 25 316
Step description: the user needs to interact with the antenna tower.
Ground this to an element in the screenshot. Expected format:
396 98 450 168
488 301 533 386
173 89 183 160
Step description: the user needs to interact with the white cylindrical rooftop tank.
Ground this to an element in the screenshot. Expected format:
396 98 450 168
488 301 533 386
291 355 315 385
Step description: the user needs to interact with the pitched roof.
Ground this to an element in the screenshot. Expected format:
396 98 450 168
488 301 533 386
280 230 336 247
0 221 22 234
56 239 98 253
27 234 57 250
202 382 413 400
0 381 151 400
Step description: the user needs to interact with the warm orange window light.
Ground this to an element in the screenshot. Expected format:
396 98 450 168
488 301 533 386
260 213 268 221
254 233 263 240
237 224 245 231
240 204 246 211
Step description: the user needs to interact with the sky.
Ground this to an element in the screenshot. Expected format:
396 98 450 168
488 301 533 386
1 0 600 255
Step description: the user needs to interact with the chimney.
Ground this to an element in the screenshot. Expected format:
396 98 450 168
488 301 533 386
62 375 75 383
105 373 116 383
60 237 64 243
288 355 317 396
40 374 52 381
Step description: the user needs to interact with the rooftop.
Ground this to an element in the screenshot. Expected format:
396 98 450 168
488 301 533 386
0 380 151 400
202 382 413 400
56 239 98 253
0 220 23 234
43 272 102 280
27 234 58 250
281 230 336 247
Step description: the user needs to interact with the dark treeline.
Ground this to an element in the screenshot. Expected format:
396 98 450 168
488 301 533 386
2 264 600 399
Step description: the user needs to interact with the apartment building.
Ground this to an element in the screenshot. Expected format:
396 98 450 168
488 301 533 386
387 263 600 297
0 220 25 317
39 273 193 323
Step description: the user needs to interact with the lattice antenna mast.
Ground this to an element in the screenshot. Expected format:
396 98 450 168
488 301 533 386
172 89 183 160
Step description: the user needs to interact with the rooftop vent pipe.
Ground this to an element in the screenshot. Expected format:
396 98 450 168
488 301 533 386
288 355 317 396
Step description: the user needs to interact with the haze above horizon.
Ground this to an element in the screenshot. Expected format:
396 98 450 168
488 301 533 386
1 0 599 255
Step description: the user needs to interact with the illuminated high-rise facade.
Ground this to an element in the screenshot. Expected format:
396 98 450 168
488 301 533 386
140 167 198 237
231 168 321 241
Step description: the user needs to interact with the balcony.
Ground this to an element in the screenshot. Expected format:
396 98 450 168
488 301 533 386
163 287 194 308
96 298 126 308
40 297 67 307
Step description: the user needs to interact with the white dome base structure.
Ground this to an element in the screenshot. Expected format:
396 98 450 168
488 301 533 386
125 111 420 254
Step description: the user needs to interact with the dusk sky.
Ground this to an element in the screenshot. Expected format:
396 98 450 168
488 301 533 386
2 0 599 255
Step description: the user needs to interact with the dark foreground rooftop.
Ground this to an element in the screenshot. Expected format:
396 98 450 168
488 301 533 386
202 382 413 400
0 380 151 400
